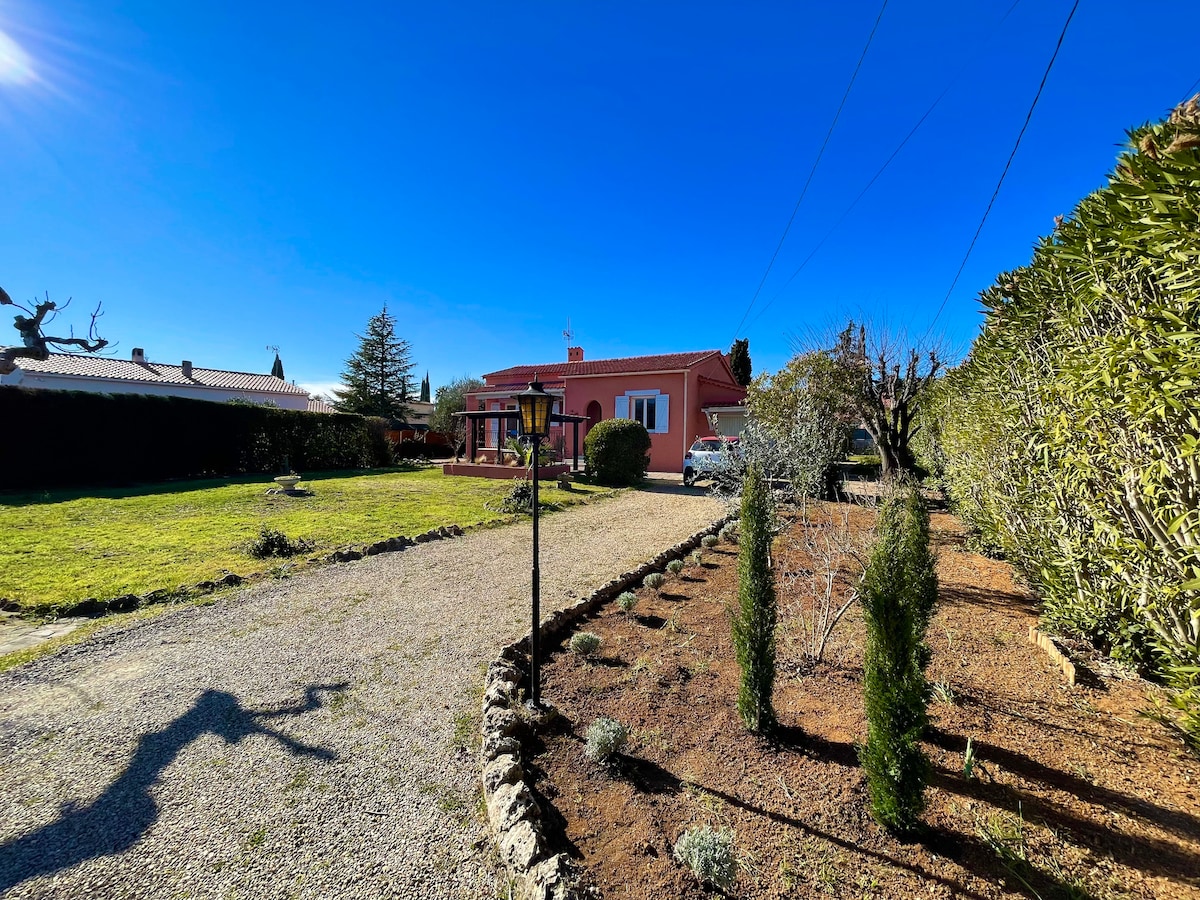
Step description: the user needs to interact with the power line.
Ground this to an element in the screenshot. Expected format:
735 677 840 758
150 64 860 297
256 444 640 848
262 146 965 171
1183 74 1200 101
925 0 1081 337
732 0 890 339
742 0 1024 335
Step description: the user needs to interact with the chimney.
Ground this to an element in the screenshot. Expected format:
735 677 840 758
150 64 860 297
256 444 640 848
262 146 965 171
182 360 193 378
567 346 584 362
131 348 146 364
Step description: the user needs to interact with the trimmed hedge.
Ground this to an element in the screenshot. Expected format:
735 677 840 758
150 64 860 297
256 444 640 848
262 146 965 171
935 97 1200 745
584 418 651 486
0 387 393 490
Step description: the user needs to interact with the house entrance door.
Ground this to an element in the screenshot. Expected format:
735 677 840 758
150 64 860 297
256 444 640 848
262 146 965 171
585 400 602 435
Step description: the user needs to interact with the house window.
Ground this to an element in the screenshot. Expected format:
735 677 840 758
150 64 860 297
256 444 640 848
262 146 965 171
632 396 656 431
615 390 669 434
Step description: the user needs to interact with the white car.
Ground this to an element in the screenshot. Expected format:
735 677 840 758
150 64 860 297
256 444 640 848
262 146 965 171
683 436 740 486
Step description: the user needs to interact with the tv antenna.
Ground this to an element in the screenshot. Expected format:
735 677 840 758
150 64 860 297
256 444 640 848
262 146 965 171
562 318 574 347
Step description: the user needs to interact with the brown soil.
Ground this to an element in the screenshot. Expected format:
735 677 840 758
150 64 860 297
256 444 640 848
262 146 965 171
531 504 1200 900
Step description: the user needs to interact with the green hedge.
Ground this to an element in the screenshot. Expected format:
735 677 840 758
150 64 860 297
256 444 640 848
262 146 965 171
936 98 1200 744
0 388 393 490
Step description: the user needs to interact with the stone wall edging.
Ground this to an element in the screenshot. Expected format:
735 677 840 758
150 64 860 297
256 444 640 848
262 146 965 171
480 514 733 900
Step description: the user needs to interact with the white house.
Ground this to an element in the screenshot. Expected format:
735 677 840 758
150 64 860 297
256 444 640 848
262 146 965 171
0 348 315 410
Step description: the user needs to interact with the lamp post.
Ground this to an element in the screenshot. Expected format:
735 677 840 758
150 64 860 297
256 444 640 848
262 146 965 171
516 375 554 706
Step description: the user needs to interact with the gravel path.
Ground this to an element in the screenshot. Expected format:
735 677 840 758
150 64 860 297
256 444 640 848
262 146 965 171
0 483 724 899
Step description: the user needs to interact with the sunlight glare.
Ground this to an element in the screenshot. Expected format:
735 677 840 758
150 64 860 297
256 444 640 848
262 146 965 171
0 28 34 85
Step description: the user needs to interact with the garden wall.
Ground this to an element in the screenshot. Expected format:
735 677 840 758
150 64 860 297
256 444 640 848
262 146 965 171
0 387 393 490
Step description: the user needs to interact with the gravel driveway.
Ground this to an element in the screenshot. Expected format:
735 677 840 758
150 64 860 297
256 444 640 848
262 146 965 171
0 483 724 899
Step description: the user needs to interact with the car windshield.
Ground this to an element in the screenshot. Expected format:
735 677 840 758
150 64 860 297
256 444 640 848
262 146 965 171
692 440 722 452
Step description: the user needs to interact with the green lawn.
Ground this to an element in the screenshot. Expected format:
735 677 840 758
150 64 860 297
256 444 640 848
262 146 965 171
0 467 611 614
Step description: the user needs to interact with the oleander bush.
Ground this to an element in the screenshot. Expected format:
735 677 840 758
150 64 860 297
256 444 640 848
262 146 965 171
934 96 1200 747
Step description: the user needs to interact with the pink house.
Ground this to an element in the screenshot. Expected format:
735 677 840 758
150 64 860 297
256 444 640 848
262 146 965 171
464 348 746 473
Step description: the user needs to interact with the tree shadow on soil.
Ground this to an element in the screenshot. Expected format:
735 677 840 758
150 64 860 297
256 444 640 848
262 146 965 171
634 614 667 629
937 583 1039 614
0 683 345 894
659 591 689 602
929 728 1200 849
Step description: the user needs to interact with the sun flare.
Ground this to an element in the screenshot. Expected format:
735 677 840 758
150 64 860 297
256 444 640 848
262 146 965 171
0 28 34 85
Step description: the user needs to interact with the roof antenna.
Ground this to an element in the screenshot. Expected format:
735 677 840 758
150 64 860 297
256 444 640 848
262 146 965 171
562 318 574 359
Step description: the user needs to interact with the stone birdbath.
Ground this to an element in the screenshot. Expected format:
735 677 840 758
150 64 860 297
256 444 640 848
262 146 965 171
272 474 303 492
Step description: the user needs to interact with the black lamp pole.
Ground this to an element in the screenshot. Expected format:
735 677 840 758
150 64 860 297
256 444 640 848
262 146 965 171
530 435 541 706
516 376 553 708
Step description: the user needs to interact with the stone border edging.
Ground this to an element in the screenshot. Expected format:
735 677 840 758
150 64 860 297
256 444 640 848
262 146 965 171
480 514 733 900
1028 625 1077 686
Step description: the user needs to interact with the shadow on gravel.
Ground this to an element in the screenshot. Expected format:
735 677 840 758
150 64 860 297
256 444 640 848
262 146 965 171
0 683 345 894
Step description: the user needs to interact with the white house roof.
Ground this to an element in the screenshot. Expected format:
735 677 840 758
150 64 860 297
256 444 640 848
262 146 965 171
15 353 309 396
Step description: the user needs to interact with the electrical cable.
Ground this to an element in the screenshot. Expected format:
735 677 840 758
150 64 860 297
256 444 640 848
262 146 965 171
924 0 1080 337
1183 75 1200 101
741 0 1024 335
731 0 890 339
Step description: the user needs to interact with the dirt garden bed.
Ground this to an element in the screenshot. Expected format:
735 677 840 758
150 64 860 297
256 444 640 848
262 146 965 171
527 504 1200 899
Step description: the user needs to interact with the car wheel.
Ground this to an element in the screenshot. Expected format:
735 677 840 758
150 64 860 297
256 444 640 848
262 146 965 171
683 467 694 486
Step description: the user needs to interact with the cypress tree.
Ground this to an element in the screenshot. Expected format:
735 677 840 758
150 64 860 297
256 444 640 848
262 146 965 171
729 338 752 387
859 486 937 834
420 372 431 403
270 353 284 380
732 461 777 732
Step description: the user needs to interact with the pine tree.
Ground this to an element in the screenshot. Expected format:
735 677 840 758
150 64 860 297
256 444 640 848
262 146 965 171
333 306 415 420
732 461 777 732
730 338 752 387
420 372 431 403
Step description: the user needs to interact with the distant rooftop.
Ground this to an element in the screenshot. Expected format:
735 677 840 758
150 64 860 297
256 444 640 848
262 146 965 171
14 352 309 396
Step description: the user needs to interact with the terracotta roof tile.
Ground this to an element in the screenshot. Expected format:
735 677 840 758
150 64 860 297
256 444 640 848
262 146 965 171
484 350 721 383
15 353 309 396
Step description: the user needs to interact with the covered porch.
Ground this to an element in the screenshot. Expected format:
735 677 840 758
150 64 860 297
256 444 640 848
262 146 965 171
443 409 588 479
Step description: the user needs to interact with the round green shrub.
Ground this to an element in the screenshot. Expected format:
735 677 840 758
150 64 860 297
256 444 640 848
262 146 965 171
643 572 666 593
616 591 638 614
584 717 628 762
674 825 737 889
569 631 601 657
666 559 685 576
701 534 719 550
584 418 652 486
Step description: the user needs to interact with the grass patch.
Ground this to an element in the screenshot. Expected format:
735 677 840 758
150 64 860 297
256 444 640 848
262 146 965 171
0 467 612 614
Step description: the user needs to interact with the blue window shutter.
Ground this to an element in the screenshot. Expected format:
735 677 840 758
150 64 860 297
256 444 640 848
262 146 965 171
655 393 669 433
614 395 629 418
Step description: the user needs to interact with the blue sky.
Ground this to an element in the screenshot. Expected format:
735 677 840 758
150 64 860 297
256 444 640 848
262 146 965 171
1 1 1195 398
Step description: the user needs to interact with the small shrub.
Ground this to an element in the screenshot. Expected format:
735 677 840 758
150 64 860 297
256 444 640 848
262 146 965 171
690 549 703 567
719 522 738 544
584 717 628 762
674 825 737 890
643 572 666 594
616 591 638 614
249 526 312 559
701 534 719 551
569 631 601 658
584 418 651 486
485 478 539 515
666 559 685 577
